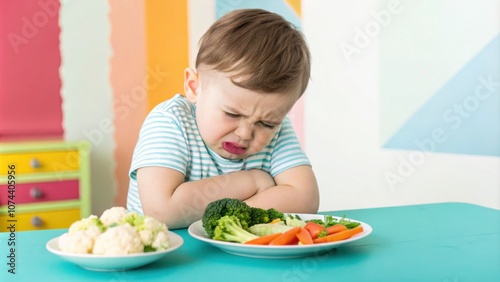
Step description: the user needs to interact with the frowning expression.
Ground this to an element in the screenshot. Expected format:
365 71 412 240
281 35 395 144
185 68 299 159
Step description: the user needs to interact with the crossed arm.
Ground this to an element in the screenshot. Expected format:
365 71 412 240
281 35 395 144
137 165 319 229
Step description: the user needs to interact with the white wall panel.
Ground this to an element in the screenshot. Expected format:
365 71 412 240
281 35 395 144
60 0 115 215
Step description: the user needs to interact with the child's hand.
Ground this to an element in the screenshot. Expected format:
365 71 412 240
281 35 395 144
249 169 275 193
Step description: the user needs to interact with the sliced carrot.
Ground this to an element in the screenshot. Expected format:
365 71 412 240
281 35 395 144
244 233 282 245
289 236 300 245
270 218 281 224
325 224 347 235
304 222 325 239
296 227 314 245
269 227 302 245
313 226 364 244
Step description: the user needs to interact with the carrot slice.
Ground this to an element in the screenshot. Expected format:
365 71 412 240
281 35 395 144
244 233 282 245
325 224 347 235
304 222 325 239
296 227 314 245
313 226 364 244
269 227 302 245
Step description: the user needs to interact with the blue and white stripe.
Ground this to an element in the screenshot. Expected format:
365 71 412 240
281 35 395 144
127 94 310 214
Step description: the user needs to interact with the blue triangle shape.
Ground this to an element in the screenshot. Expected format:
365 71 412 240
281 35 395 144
216 0 301 28
384 35 500 157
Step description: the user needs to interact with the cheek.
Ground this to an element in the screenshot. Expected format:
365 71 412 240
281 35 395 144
196 112 230 144
252 130 276 149
197 118 217 144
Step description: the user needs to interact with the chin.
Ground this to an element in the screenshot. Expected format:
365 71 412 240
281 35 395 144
222 154 245 160
219 151 248 160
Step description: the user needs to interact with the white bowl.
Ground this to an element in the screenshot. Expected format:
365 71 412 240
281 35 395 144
46 231 183 271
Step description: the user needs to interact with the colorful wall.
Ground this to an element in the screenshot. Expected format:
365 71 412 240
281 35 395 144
303 0 499 211
2 0 498 215
61 0 309 214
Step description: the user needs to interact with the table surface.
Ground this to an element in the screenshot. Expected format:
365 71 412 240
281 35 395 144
1 202 499 282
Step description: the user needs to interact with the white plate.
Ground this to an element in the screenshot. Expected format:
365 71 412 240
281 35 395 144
46 231 183 271
188 214 372 259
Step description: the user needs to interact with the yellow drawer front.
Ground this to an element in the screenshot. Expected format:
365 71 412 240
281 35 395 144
0 208 80 231
0 150 80 175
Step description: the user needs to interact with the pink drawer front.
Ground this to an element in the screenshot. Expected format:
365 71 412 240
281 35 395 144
0 180 79 205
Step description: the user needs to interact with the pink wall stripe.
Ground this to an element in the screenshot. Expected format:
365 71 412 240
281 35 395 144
109 0 147 207
289 96 305 148
0 0 63 139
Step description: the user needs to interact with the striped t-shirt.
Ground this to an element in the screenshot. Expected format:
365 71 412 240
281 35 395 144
127 94 310 214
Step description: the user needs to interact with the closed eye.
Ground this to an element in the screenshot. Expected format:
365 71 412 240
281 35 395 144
225 112 240 118
225 111 276 129
259 122 275 129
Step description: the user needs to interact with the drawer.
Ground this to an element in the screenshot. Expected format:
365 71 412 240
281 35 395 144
0 208 80 231
0 150 80 175
0 180 79 205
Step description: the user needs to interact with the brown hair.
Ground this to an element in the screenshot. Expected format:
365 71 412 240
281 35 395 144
196 9 311 96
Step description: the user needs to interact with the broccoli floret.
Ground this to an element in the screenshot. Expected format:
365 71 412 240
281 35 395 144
266 208 285 222
213 216 258 243
249 207 285 226
249 208 270 225
202 198 252 238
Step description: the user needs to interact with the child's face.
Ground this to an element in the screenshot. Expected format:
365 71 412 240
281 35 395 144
186 69 299 160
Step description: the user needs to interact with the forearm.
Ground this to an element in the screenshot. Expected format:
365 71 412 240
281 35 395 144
244 183 320 214
170 171 257 225
146 170 269 229
244 165 319 214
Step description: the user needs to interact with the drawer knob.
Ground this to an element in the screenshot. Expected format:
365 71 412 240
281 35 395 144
30 158 41 169
30 187 43 199
31 216 43 227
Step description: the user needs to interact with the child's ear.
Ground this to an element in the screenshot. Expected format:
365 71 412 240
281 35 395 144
184 68 199 103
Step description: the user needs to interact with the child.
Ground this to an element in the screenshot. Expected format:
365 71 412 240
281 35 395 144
127 9 319 229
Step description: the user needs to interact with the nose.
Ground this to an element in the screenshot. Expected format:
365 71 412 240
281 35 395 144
234 120 254 141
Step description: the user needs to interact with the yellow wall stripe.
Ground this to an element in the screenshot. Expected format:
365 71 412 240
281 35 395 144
145 0 189 110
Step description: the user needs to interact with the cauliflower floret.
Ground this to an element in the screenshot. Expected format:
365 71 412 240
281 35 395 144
68 215 105 237
58 231 95 254
137 217 167 245
60 215 105 253
100 206 129 226
59 208 169 255
120 211 141 225
151 229 170 251
92 223 144 255
122 213 170 251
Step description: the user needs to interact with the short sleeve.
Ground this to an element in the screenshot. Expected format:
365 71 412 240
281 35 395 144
129 109 190 180
269 117 311 176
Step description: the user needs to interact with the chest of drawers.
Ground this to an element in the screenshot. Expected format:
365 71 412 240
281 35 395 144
0 141 90 231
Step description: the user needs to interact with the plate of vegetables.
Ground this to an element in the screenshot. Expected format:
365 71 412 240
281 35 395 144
46 207 184 271
188 199 372 258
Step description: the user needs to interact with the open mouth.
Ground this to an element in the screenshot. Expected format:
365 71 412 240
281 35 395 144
222 142 245 155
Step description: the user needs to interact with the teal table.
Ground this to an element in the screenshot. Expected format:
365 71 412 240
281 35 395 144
1 202 499 282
